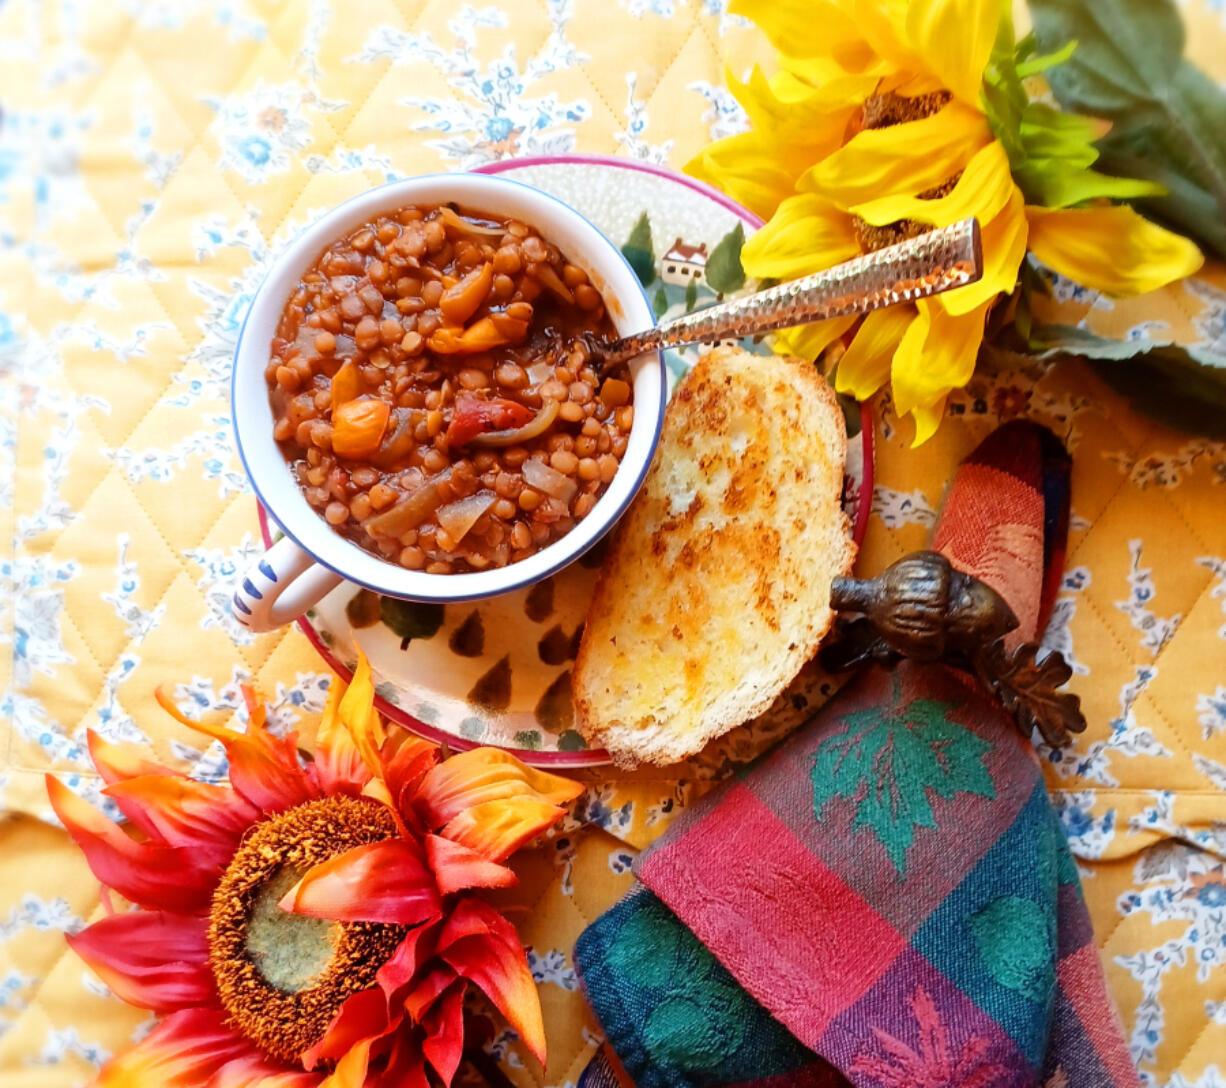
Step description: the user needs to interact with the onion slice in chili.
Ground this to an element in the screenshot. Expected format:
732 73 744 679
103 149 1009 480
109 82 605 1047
465 399 560 448
530 262 574 304
363 468 453 539
438 206 506 239
522 456 577 502
437 490 497 543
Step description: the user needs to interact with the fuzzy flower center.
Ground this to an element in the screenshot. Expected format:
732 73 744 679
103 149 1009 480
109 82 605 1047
246 866 336 992
209 795 404 1065
853 88 962 253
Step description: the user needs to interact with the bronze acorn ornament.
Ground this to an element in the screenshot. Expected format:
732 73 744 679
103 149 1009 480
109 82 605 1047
829 551 1018 662
823 551 1086 748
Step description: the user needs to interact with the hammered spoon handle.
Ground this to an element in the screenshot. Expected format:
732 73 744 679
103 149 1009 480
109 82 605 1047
588 217 982 370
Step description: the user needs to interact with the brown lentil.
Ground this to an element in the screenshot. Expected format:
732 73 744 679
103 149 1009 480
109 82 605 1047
268 204 633 572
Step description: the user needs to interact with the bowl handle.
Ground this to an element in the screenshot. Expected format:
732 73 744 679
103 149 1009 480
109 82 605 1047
232 536 344 633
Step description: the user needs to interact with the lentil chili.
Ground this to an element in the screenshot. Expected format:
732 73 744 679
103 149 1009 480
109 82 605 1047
267 204 634 574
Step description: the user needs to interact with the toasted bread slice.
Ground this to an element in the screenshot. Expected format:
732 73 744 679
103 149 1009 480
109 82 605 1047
573 346 855 766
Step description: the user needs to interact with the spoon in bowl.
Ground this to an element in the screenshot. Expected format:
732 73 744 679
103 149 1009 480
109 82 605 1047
583 217 982 371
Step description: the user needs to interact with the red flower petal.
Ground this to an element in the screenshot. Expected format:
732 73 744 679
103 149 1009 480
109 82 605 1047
414 748 582 829
95 1006 254 1088
104 775 258 874
422 981 465 1086
376 922 440 1012
315 1036 379 1088
86 731 179 840
402 965 456 1022
440 797 566 863
47 776 213 914
434 900 493 947
437 898 545 1064
208 1053 322 1088
302 987 388 1070
374 1034 429 1088
155 688 317 814
335 652 388 780
68 911 212 1012
312 677 372 797
424 834 518 896
382 735 439 821
279 839 441 926
88 730 176 783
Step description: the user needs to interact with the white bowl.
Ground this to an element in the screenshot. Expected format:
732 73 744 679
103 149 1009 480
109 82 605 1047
231 173 663 632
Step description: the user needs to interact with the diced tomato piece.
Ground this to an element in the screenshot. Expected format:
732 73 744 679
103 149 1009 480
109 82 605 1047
445 394 535 447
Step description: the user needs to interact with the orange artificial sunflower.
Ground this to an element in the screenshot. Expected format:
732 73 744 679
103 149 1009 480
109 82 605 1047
689 0 1204 443
48 653 583 1087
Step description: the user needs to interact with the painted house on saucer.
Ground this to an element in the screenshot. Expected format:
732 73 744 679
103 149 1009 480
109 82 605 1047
662 238 708 286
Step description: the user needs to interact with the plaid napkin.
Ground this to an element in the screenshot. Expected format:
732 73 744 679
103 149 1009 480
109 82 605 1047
575 422 1139 1088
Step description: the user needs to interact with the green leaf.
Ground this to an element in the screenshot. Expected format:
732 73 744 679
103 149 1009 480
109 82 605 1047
684 277 698 313
969 896 1055 1002
811 696 996 873
346 588 383 628
705 222 746 295
1097 353 1226 440
1014 38 1078 79
1012 159 1164 210
1025 321 1226 438
1017 103 1102 165
1029 0 1226 258
652 283 669 320
622 212 656 287
982 6 1027 159
379 597 445 643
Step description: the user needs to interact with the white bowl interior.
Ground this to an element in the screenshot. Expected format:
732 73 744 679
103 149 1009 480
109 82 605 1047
233 173 663 602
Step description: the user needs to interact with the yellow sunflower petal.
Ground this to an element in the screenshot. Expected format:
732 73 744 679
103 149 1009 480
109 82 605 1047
877 70 947 97
939 185 1028 316
741 194 860 281
802 100 993 210
889 304 929 415
774 314 859 362
909 395 949 447
686 134 798 222
850 140 1014 229
904 0 1000 107
829 0 918 73
687 61 878 221
834 305 916 400
729 66 878 186
1025 204 1204 297
730 0 862 59
891 297 992 417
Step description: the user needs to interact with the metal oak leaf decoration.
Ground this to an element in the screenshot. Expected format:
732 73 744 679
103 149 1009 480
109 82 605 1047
972 640 1086 748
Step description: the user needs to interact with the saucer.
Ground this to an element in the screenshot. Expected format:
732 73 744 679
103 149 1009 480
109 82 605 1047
260 154 873 767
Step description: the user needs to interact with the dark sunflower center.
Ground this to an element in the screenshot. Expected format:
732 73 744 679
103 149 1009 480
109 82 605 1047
208 795 404 1065
853 89 963 253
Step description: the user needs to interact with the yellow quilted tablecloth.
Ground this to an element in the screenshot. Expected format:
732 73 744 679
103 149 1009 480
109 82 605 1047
2 2 1225 1086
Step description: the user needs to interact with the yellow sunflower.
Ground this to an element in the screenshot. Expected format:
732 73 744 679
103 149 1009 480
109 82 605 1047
689 0 1204 443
